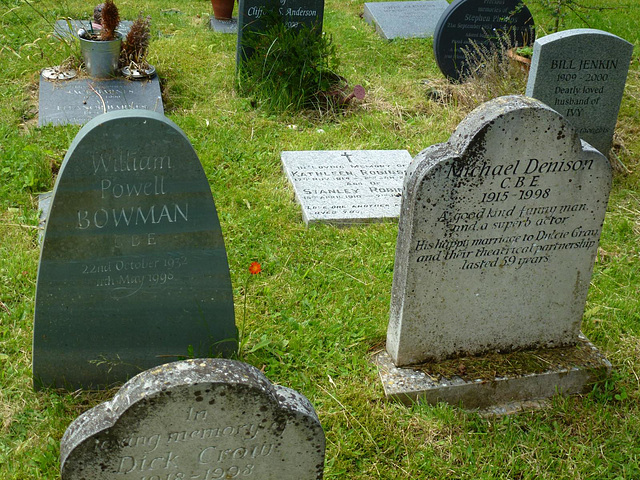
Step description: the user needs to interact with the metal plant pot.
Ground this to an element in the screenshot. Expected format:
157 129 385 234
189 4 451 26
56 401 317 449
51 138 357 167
79 33 122 78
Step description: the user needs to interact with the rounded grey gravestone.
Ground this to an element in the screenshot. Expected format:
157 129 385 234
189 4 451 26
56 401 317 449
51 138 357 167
433 0 534 82
526 28 633 155
33 110 237 390
387 95 612 366
60 359 325 480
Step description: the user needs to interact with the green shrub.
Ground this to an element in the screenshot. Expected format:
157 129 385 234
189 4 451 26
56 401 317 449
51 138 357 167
237 12 342 113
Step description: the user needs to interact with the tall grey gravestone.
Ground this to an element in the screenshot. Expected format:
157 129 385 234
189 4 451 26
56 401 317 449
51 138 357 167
363 1 450 40
60 358 325 480
526 29 633 156
387 96 612 367
433 0 534 81
237 0 324 67
33 110 236 390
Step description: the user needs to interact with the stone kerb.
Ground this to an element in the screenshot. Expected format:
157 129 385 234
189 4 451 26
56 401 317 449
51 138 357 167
387 95 612 367
526 28 633 155
60 358 325 480
33 110 236 390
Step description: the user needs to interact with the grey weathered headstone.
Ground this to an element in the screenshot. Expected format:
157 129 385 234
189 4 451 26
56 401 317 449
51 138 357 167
526 29 633 155
388 95 611 366
363 0 449 40
39 76 163 126
60 358 325 480
281 150 411 225
375 95 613 409
433 0 534 81
237 0 324 67
33 110 236 390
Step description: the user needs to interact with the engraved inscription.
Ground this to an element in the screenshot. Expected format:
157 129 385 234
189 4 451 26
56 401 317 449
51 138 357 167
411 156 600 270
104 407 283 479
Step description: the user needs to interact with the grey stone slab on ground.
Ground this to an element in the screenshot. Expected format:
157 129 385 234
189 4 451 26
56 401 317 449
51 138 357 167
237 0 324 66
387 95 612 367
39 75 163 126
374 335 611 411
33 110 236 390
281 150 412 225
54 19 133 38
363 0 449 40
433 0 534 81
60 358 325 479
526 29 633 155
210 16 238 33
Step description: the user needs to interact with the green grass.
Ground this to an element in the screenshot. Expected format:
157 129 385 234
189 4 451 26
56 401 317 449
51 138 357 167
1 0 639 478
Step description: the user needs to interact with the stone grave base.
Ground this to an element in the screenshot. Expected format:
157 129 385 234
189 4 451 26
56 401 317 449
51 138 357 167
373 334 611 414
209 16 238 33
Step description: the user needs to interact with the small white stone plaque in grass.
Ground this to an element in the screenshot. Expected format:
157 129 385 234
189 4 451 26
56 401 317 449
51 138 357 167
281 150 411 226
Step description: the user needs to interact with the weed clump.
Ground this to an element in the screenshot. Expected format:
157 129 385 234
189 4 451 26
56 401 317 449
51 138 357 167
237 12 358 114
426 37 528 117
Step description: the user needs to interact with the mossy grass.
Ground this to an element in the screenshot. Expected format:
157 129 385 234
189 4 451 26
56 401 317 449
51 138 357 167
1 0 639 478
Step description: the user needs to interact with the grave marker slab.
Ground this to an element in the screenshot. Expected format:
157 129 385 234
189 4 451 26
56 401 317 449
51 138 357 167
237 0 325 66
60 358 325 480
281 150 411 225
433 0 534 81
39 76 163 126
33 110 236 390
363 0 450 40
526 28 633 155
376 95 612 409
387 95 611 366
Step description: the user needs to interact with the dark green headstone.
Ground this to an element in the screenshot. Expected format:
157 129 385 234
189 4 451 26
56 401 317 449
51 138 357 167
236 0 325 67
33 110 236 390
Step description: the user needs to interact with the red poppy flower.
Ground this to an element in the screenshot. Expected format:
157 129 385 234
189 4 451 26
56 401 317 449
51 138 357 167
249 262 262 275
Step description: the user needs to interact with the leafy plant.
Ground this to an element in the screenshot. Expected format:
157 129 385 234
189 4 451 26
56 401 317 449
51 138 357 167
237 10 346 113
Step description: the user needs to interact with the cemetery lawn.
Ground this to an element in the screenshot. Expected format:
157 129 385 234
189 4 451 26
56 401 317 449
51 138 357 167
1 0 639 478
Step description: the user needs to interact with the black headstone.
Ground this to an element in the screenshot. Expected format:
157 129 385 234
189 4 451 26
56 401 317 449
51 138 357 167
236 0 325 67
433 0 534 82
33 110 236 390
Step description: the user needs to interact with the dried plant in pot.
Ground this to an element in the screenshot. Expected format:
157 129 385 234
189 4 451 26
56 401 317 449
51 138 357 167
78 0 122 78
120 14 154 79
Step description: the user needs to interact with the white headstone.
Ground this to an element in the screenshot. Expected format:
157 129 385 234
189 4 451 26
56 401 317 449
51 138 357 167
387 95 612 367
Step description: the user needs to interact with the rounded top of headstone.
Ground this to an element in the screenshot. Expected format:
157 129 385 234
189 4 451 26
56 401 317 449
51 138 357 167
534 28 633 47
433 0 535 82
60 358 325 479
